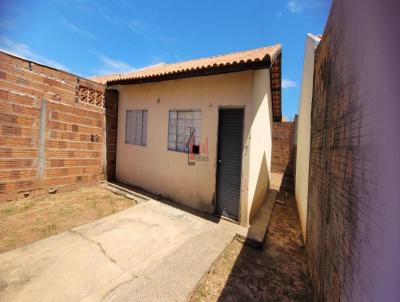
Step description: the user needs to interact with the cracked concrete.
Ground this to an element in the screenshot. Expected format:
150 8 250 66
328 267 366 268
0 199 247 302
69 229 117 264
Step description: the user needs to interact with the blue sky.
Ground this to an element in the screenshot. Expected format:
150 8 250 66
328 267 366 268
0 0 331 119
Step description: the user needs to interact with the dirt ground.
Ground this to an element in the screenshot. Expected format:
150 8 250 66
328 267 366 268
189 190 313 302
0 186 135 253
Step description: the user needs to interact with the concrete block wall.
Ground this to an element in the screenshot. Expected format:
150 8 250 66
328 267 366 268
0 51 108 202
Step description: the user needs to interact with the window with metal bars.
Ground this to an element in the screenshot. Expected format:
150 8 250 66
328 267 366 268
168 110 201 152
125 110 148 146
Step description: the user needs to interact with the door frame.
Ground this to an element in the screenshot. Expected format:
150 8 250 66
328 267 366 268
214 106 245 222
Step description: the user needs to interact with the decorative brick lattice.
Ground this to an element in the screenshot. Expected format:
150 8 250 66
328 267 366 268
78 86 105 107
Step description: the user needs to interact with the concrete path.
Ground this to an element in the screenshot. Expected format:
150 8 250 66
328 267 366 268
0 199 247 302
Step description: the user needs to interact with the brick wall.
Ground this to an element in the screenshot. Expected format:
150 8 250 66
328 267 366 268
306 0 400 301
307 5 367 299
271 122 295 173
0 51 107 202
105 89 118 180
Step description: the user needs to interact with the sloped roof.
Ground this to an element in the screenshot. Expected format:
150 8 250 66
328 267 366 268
92 44 282 121
91 44 281 85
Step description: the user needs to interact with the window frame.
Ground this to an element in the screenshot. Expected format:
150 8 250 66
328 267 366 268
125 109 148 146
167 109 201 153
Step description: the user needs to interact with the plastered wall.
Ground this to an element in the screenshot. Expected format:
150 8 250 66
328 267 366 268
115 70 272 226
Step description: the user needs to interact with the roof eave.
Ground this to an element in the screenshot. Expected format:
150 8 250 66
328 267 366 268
270 52 282 122
105 48 282 122
107 58 272 86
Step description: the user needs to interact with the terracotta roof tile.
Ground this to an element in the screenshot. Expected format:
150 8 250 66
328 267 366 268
91 44 281 85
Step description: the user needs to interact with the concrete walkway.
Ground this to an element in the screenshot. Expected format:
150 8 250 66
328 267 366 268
0 199 247 302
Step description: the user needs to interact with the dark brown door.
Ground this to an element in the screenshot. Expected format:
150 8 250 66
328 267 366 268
216 108 244 220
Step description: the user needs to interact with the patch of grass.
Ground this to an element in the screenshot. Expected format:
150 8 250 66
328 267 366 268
41 224 57 236
1 207 16 216
1 200 37 218
195 286 208 299
96 209 104 219
22 201 36 211
0 186 135 253
60 206 73 214
3 233 20 250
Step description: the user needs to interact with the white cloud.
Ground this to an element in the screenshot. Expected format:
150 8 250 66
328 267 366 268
287 0 330 13
287 1 303 13
92 52 167 76
135 62 165 72
0 36 67 70
95 54 134 75
71 0 92 13
282 78 298 88
62 20 96 40
66 1 173 44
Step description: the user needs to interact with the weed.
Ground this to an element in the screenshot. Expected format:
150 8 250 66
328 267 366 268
41 224 57 236
1 207 16 216
22 201 35 211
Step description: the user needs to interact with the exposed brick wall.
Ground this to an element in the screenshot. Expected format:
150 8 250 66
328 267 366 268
307 5 364 298
0 51 106 202
271 122 295 173
105 89 118 180
306 1 400 301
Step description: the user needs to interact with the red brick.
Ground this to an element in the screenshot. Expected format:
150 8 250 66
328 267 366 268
0 51 106 201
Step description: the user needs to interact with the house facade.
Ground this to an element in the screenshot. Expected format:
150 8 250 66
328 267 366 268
93 45 282 226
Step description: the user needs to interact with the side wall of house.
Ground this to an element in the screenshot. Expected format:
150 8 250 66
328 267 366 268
247 69 273 222
306 0 400 301
116 70 272 226
0 52 106 202
295 34 320 241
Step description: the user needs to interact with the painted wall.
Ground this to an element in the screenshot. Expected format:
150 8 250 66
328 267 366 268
115 70 272 226
247 69 272 222
295 33 321 241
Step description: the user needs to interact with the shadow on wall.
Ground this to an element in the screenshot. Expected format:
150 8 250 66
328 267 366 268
105 89 119 181
108 180 222 225
249 152 269 222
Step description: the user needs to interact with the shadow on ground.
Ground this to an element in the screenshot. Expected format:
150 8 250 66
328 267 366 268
107 180 222 225
189 169 313 302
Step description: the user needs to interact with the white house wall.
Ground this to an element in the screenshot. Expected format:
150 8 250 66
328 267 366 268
295 33 321 240
115 70 273 226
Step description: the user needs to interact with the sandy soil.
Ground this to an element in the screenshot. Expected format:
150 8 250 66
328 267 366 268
0 186 135 253
189 190 313 302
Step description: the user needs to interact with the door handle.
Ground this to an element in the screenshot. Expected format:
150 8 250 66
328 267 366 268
218 160 222 163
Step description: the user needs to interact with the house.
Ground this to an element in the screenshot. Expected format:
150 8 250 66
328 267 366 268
93 45 282 226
